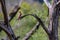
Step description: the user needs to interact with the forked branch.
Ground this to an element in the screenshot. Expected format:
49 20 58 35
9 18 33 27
0 0 18 40
43 0 52 8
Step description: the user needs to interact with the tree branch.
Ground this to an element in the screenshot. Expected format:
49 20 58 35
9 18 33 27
0 22 14 40
43 0 52 8
9 5 20 22
0 0 17 40
22 22 40 40
56 1 60 7
0 0 9 25
18 14 50 35
0 22 18 40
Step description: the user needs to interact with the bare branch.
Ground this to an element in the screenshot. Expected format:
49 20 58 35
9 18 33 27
0 0 9 25
18 14 50 35
0 22 18 40
9 5 20 22
9 0 23 22
0 0 17 40
56 1 60 6
22 22 40 40
1 24 12 36
0 22 13 40
19 0 23 6
43 0 52 8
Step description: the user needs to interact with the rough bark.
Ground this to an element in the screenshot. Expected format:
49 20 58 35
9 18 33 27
44 0 60 40
48 0 60 40
0 0 18 40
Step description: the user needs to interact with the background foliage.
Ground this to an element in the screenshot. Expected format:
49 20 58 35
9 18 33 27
0 1 60 40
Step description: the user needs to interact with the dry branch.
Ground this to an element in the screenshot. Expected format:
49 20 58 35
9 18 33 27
43 0 52 8
19 14 50 34
22 22 40 40
48 0 60 40
0 22 19 40
9 5 20 22
0 0 17 40
18 14 50 40
0 0 9 25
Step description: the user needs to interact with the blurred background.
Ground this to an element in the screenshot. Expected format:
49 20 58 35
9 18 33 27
0 0 60 40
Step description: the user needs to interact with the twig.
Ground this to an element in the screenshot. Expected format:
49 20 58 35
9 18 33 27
9 5 20 22
22 22 40 40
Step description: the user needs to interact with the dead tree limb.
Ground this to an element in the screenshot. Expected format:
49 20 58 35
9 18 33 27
9 5 20 22
22 22 40 40
17 14 52 40
0 0 18 40
48 1 60 40
0 22 20 40
0 0 9 25
45 0 60 40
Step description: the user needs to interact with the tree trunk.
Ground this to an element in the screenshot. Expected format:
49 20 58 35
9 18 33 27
48 1 60 40
48 13 59 40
